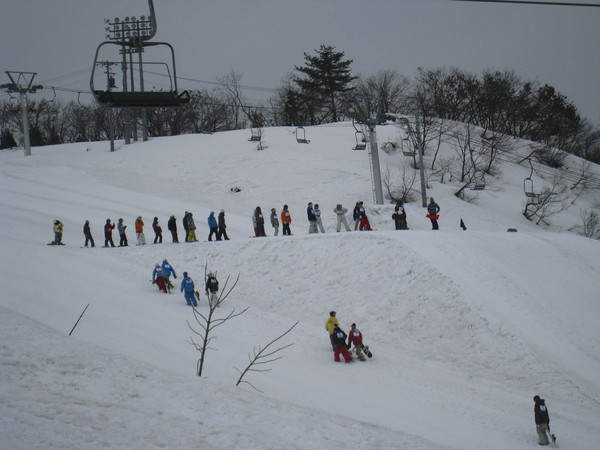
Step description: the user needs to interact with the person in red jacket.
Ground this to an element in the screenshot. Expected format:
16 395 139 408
104 219 115 247
347 323 367 361
332 325 352 363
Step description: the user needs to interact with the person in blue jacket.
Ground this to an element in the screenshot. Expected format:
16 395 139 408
207 211 220 241
180 272 197 307
161 259 177 290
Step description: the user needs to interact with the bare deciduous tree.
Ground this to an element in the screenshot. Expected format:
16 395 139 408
382 160 417 204
187 272 246 377
523 178 570 225
235 321 299 392
568 207 600 239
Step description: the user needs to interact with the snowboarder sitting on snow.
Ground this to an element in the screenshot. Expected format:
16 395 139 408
152 263 168 293
161 259 177 290
533 395 554 446
325 311 340 351
332 325 352 363
347 323 367 361
392 201 408 230
52 219 64 244
205 272 219 307
180 272 197 307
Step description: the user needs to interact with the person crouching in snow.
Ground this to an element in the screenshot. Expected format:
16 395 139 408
152 263 168 293
347 323 366 361
332 325 352 363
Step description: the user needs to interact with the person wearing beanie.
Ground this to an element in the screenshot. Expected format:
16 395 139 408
533 395 554 445
325 311 340 351
332 324 352 363
281 204 292 235
180 271 197 307
333 203 351 232
427 197 441 230
347 323 366 361
168 215 179 243
270 208 280 236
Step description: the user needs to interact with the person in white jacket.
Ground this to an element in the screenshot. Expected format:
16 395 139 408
333 204 351 232
314 204 325 233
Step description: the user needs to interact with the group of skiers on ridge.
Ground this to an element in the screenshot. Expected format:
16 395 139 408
55 197 443 246
151 259 219 307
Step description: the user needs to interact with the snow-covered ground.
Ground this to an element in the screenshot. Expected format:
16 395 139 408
1 123 599 449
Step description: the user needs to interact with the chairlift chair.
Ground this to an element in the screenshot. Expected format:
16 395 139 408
249 127 262 142
90 41 190 108
296 127 310 144
471 170 486 190
401 138 415 156
353 131 367 150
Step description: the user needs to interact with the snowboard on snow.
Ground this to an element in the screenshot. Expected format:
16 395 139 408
362 344 373 358
47 242 66 246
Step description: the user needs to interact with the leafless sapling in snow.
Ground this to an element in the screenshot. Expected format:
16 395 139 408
235 321 299 393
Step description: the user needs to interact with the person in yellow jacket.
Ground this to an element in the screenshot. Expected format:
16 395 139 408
325 311 340 351
135 216 146 245
52 219 64 245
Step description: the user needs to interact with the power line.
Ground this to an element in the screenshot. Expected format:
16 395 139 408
449 0 600 7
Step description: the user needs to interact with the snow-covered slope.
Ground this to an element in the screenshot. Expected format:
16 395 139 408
1 124 599 449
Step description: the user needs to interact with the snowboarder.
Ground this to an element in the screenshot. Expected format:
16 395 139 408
307 202 318 233
218 210 229 240
281 204 292 235
253 207 266 237
135 216 146 245
314 204 325 233
152 263 168 293
270 208 279 236
180 272 197 307
353 202 361 230
347 323 366 361
168 215 179 243
117 218 128 247
52 219 64 245
333 204 351 232
427 197 440 230
325 311 340 351
104 219 116 247
392 201 408 230
205 272 219 307
83 220 95 247
162 259 177 291
332 325 352 363
207 211 220 241
533 395 554 446
357 202 372 231
152 217 163 244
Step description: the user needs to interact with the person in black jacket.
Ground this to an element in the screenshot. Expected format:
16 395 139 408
533 395 553 445
332 325 352 363
218 210 229 240
83 220 95 247
168 215 179 243
205 272 219 307
427 197 441 230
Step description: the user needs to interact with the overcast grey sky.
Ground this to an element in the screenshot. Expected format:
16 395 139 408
2 0 599 124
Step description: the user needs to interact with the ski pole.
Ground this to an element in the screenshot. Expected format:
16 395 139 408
69 303 90 336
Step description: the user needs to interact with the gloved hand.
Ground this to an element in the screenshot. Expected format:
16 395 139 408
174 275 177 279
152 280 156 284
205 291 209 295
346 344 351 350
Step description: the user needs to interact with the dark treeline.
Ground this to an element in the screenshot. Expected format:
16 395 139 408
1 46 599 163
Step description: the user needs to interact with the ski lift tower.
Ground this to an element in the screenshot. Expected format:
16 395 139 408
351 98 384 205
1 72 43 156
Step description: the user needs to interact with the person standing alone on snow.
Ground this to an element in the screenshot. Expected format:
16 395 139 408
205 272 219 307
83 220 95 247
180 272 197 307
533 395 554 446
135 216 146 245
52 219 64 245
333 204 351 232
427 198 440 230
